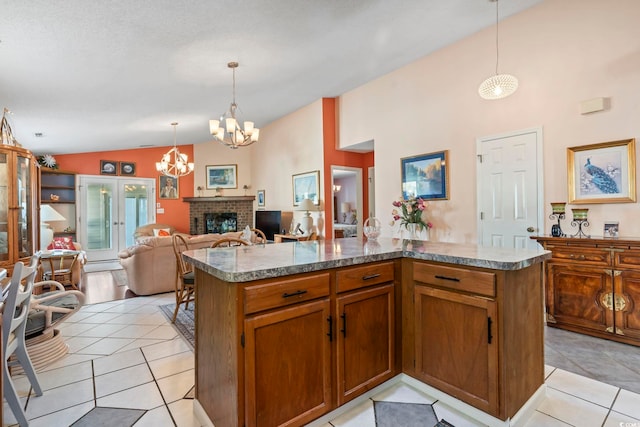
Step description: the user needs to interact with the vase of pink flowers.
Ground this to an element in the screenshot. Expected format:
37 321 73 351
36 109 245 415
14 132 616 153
391 197 433 240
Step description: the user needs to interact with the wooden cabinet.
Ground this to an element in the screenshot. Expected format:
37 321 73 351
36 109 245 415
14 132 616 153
40 168 77 240
195 260 398 427
0 145 38 274
335 262 395 406
405 259 544 420
536 236 640 346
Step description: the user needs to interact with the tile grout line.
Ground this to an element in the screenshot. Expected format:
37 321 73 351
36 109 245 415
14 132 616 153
140 340 179 427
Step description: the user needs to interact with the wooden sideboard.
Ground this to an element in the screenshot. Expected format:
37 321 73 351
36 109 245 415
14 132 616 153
534 236 640 346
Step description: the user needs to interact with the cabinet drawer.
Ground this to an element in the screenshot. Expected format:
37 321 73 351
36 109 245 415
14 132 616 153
336 262 395 293
244 273 330 314
548 246 610 265
413 263 495 297
614 250 640 268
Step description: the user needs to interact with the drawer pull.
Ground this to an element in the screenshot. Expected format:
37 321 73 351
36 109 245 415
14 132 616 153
434 275 460 282
282 290 307 298
362 273 381 281
568 254 586 260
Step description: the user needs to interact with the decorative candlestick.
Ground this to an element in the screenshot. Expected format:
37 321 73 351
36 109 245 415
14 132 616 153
549 202 566 237
571 208 590 238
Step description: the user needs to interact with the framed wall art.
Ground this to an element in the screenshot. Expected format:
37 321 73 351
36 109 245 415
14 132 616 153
119 161 136 176
206 164 237 189
292 170 320 206
401 150 449 200
257 189 265 207
158 175 179 199
567 138 636 204
100 160 117 176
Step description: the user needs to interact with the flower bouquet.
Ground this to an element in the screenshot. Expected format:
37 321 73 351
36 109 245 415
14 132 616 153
391 197 432 238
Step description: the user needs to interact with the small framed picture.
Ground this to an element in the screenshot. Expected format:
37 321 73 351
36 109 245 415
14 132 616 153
292 170 320 206
401 150 449 201
100 160 117 175
119 161 136 176
257 189 265 207
158 175 179 199
604 221 619 238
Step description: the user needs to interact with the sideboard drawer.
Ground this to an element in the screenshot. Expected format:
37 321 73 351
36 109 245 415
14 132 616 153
336 261 395 293
244 273 330 314
615 250 640 268
413 262 495 298
548 246 610 265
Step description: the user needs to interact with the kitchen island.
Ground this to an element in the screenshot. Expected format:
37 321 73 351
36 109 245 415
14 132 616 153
183 238 550 427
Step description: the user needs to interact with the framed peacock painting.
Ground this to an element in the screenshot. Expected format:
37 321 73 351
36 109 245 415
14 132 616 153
567 138 636 204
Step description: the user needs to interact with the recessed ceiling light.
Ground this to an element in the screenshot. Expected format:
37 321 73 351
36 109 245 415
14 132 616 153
139 144 154 147
34 132 43 137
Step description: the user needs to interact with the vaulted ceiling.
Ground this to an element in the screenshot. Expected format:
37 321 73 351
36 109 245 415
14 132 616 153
1 0 542 155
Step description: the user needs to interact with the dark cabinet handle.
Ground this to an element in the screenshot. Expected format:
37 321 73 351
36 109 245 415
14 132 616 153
340 313 347 338
435 275 460 282
327 316 333 342
282 290 307 298
488 317 493 344
362 273 381 281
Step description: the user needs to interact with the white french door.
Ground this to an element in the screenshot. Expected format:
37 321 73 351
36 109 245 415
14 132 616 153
77 175 155 261
477 128 543 250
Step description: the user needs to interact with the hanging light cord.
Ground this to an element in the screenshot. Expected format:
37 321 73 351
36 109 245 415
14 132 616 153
494 0 500 76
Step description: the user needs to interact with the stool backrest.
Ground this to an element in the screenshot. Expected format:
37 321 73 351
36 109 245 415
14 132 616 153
2 255 39 354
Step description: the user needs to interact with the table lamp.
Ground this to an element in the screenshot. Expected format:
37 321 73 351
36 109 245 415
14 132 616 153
340 202 351 223
298 198 316 234
40 204 66 250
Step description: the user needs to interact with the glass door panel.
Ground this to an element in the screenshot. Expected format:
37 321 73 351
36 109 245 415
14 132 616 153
16 154 33 257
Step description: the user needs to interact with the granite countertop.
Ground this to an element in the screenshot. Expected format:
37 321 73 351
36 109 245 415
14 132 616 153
183 237 551 283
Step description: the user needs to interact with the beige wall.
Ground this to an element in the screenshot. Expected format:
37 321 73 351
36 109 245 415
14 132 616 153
193 138 252 198
250 100 325 232
339 0 640 241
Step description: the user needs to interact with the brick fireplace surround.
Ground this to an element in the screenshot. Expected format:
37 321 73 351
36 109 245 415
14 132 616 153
184 196 255 235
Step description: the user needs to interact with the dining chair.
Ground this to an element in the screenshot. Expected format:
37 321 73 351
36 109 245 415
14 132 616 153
171 234 195 323
210 237 250 248
2 256 43 427
250 228 267 244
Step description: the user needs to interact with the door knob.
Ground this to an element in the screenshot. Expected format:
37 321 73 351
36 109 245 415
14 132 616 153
526 227 535 233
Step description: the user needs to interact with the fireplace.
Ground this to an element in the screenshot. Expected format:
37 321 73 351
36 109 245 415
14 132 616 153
184 196 255 235
204 212 237 234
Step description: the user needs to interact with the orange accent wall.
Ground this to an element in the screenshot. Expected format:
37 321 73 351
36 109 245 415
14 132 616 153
322 98 374 236
53 146 194 233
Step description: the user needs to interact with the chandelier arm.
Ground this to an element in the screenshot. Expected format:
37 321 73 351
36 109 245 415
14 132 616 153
495 0 500 75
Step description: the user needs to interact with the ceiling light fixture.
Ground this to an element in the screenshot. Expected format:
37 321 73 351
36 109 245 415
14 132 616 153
155 122 194 178
209 62 259 149
478 0 518 100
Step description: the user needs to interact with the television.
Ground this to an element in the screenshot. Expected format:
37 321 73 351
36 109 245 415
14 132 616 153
255 210 282 241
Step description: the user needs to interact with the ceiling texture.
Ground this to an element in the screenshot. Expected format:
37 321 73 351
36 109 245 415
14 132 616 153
1 0 542 155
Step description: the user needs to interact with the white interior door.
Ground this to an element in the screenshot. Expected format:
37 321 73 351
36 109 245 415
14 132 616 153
477 128 543 249
78 175 155 261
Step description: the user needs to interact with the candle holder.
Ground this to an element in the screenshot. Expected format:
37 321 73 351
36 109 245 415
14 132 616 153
549 202 566 237
571 208 590 238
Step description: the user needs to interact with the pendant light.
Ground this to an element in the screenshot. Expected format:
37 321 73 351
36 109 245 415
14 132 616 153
478 0 518 100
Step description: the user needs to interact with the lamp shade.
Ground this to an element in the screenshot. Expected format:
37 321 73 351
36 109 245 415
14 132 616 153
340 202 351 213
40 204 66 222
298 198 315 212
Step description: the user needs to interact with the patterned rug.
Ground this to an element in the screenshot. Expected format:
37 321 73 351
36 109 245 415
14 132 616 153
159 303 194 349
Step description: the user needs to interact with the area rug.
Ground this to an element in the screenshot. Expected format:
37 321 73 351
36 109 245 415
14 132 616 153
111 269 129 287
373 401 455 427
159 303 194 349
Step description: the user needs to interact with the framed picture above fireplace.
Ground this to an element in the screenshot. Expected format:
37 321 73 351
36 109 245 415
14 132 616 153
206 164 237 189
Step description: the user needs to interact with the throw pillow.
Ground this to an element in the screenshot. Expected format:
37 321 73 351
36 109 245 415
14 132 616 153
153 228 172 237
47 237 76 250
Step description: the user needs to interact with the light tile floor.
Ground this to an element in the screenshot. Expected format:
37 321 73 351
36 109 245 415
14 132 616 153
3 293 640 427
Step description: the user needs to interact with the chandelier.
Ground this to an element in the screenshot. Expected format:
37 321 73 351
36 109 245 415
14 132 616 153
155 122 194 178
478 0 518 100
209 62 259 149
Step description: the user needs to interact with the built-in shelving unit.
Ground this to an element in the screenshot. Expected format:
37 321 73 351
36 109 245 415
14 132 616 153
40 168 77 240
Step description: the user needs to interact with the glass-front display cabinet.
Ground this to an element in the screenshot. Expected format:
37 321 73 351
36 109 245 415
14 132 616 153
0 144 38 274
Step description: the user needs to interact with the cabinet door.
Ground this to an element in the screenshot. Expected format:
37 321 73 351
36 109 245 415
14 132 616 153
414 285 498 414
244 299 331 427
336 284 394 406
615 270 640 340
546 263 612 332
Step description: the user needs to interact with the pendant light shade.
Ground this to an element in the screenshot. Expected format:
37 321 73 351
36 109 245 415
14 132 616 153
478 0 518 100
478 73 519 100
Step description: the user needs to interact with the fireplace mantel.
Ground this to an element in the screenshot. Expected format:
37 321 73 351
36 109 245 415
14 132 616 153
183 196 255 202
